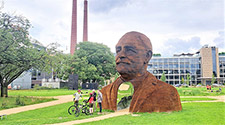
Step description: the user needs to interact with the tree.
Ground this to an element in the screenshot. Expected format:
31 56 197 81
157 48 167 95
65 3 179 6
186 73 190 85
0 12 51 97
58 42 116 85
211 74 216 86
160 72 166 82
181 77 184 84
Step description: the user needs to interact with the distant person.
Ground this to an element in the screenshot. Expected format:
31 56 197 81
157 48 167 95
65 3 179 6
92 89 97 112
207 85 209 90
73 89 82 107
88 93 94 115
97 90 103 114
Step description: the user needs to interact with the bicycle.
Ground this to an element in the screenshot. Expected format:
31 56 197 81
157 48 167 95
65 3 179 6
68 100 90 117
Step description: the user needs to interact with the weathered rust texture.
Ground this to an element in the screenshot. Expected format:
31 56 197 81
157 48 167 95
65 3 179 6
101 31 182 113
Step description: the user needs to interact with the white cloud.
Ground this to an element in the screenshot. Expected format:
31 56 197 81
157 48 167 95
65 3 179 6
2 0 224 55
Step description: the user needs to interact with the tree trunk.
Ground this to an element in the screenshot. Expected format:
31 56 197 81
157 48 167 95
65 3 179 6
1 85 8 97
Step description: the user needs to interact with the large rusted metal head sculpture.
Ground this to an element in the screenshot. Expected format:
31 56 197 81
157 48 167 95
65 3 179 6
115 31 152 81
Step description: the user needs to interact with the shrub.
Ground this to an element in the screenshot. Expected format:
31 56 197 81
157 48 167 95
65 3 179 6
15 96 25 106
1 99 7 108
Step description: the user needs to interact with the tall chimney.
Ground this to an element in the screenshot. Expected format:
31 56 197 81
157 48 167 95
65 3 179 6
70 0 77 55
83 0 88 42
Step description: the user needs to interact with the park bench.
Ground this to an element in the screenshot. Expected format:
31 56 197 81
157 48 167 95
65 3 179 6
0 114 7 120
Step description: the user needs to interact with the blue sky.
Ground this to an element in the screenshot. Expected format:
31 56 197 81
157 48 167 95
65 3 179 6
1 0 225 56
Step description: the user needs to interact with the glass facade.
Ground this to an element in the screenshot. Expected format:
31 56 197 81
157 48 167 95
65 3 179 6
212 47 217 76
219 56 225 84
148 56 201 85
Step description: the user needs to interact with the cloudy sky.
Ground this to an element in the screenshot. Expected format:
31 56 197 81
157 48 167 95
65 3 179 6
2 0 225 56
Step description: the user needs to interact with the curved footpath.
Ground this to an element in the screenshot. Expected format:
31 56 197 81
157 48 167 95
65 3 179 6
180 95 225 103
0 95 73 115
0 95 224 125
51 108 130 125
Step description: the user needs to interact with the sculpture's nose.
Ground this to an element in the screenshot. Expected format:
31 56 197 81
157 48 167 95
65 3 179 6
117 49 126 59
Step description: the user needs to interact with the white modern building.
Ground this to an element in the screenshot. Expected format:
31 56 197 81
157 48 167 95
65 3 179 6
148 45 225 85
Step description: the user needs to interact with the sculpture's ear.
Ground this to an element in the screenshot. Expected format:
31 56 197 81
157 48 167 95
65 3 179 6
144 50 152 64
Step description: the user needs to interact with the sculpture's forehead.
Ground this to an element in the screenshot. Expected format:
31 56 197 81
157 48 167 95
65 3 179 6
116 32 152 50
116 40 146 50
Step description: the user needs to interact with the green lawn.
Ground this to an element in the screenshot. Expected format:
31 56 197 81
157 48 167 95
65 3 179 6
0 100 113 125
180 98 216 101
177 87 225 96
80 102 225 125
8 89 93 97
1 88 224 125
8 87 225 97
0 96 55 110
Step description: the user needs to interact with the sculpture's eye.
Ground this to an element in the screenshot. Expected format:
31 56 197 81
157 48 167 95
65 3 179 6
125 46 137 54
116 46 121 53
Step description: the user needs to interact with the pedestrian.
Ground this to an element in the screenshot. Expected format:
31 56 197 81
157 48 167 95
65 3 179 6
88 93 94 115
92 89 97 112
97 90 103 114
73 89 82 108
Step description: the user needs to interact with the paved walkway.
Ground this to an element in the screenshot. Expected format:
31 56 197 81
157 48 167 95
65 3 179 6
0 95 73 115
52 108 130 125
181 95 225 103
119 84 130 91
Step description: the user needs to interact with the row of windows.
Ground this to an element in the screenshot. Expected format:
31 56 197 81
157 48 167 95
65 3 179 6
154 75 198 80
148 69 201 75
148 64 200 69
150 58 200 63
219 57 225 62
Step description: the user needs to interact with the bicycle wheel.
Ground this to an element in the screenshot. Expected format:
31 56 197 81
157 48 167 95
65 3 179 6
74 107 80 117
84 107 90 115
68 105 76 115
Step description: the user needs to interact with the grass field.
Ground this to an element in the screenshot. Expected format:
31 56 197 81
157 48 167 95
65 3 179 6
8 87 225 97
80 102 225 125
8 89 93 97
0 96 55 110
180 98 216 101
1 88 224 125
0 100 113 125
1 101 224 125
177 87 225 96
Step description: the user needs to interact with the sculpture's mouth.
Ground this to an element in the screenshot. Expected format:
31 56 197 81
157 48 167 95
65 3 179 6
116 62 130 65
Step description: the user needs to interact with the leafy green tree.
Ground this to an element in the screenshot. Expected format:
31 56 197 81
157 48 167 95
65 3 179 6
58 42 116 85
186 73 190 85
0 12 51 97
211 74 216 86
160 72 166 82
181 77 184 84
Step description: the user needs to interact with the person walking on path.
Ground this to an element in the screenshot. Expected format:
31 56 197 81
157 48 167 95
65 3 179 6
92 89 97 112
88 93 94 115
97 90 103 114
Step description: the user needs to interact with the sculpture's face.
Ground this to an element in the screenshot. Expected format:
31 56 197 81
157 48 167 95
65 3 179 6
116 40 148 80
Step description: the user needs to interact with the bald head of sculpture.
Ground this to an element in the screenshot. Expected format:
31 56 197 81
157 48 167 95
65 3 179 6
115 31 153 81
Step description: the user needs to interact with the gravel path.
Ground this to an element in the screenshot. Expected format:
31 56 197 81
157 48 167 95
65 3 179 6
0 95 73 115
181 95 225 103
119 84 130 91
51 108 130 125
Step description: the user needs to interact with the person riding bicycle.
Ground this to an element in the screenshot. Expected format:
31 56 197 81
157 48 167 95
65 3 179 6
73 89 83 107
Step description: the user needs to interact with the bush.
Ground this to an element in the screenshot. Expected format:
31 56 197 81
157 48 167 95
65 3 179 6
15 96 25 106
1 99 7 108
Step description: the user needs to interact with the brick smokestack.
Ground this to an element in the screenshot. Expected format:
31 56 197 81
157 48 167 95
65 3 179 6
70 0 77 55
83 0 88 42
